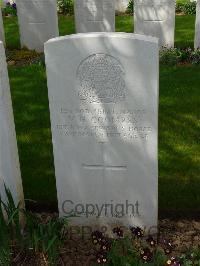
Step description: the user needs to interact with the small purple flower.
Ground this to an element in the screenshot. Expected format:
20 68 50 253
159 238 173 255
12 3 16 9
100 238 111 251
130 226 144 237
96 251 107 264
91 231 104 245
140 248 153 262
113 227 124 238
164 242 173 255
165 257 181 266
146 236 156 247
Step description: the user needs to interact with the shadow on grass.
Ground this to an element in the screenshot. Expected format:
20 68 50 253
159 66 200 210
8 64 200 212
175 15 195 48
58 15 75 36
8 65 57 205
3 16 20 49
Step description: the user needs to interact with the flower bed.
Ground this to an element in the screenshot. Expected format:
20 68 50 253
1 187 200 265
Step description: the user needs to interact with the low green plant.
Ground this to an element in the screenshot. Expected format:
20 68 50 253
57 0 74 15
1 186 22 241
182 1 196 15
2 3 17 16
0 185 24 265
0 185 69 265
179 249 200 265
0 199 11 265
126 0 134 14
24 212 68 264
91 227 174 265
191 49 200 65
176 1 196 15
160 48 200 66
160 48 182 66
91 226 200 265
176 2 185 13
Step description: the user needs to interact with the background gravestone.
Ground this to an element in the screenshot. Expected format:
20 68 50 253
45 33 159 229
16 0 59 52
0 41 24 208
134 0 176 48
115 0 129 13
74 0 115 33
0 9 5 44
195 0 200 49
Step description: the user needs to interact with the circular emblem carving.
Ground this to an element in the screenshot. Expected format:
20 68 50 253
77 54 126 104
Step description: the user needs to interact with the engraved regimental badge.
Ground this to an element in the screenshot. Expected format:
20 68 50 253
77 53 126 104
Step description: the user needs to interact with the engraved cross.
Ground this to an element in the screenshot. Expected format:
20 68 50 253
82 142 127 173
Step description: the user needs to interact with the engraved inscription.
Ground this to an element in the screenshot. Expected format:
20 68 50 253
77 54 126 104
56 108 152 141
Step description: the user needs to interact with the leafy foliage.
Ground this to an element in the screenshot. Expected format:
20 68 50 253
2 2 17 16
0 185 68 265
0 185 23 265
176 1 196 15
57 0 74 15
126 0 134 14
160 48 200 66
91 227 172 265
24 212 68 264
0 198 11 265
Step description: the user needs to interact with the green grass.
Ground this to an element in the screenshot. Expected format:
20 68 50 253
3 16 20 49
176 0 188 3
9 65 57 204
3 14 196 49
159 66 200 210
8 64 200 211
175 15 195 48
58 15 75 36
3 14 200 211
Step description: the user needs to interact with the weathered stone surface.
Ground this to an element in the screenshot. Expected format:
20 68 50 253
16 0 59 52
74 0 115 33
0 9 5 44
45 32 159 229
195 0 200 48
0 41 24 208
134 0 176 47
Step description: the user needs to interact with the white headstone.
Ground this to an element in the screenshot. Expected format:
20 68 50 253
74 0 115 33
0 9 5 44
16 0 59 52
45 33 159 230
115 0 129 13
134 0 176 48
0 42 24 208
195 0 200 49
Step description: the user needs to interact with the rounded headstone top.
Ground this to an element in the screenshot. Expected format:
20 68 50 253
45 32 159 46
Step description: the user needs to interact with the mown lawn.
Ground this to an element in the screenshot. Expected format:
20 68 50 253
8 63 200 211
3 14 196 49
3 14 200 212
